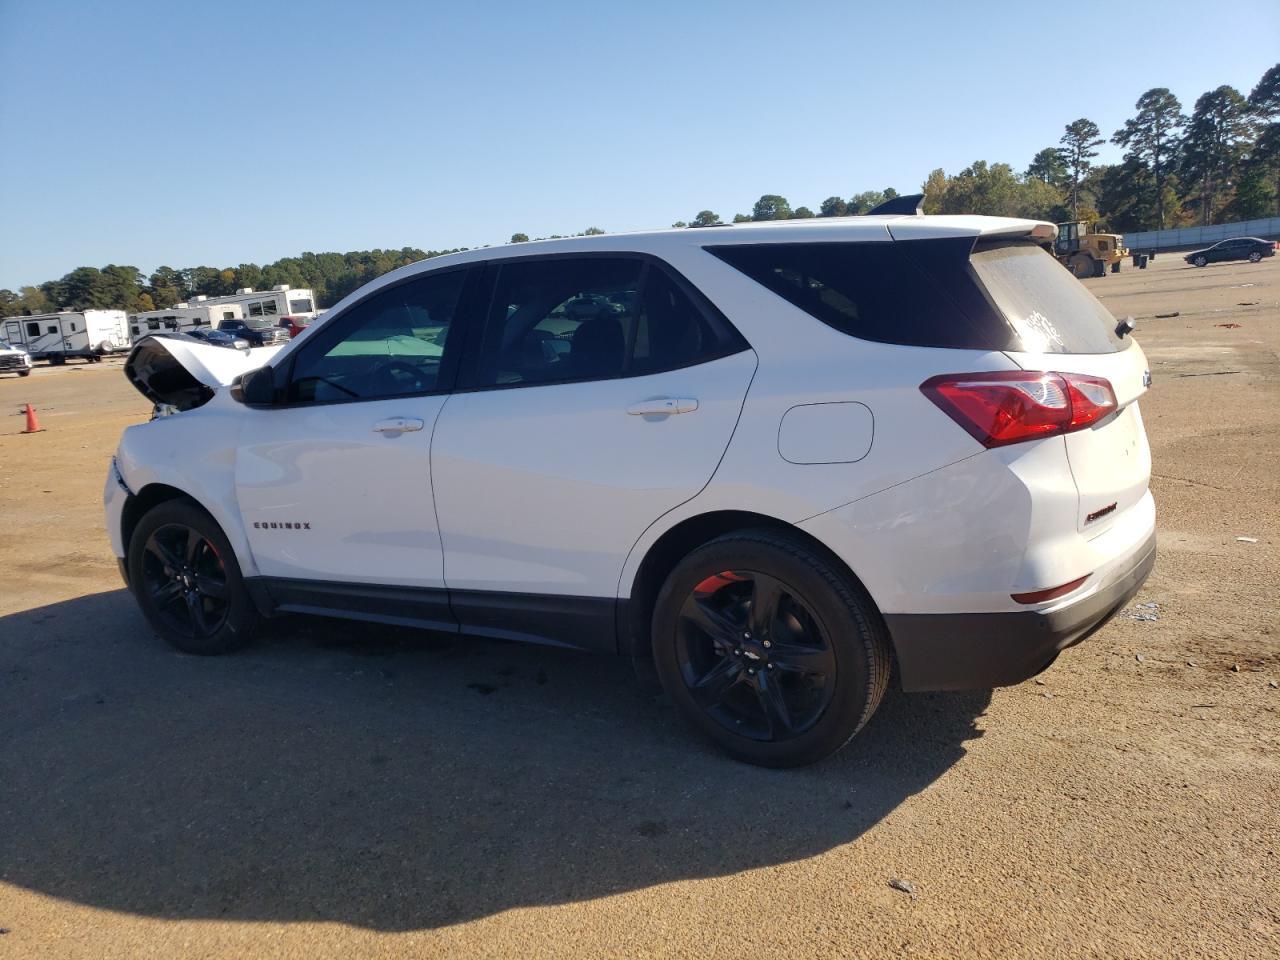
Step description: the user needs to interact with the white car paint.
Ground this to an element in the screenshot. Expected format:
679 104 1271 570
108 214 1155 685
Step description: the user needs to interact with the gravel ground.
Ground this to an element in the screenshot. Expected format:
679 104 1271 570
1 255 1277 959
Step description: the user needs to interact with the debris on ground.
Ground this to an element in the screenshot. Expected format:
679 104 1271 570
1135 653 1145 663
888 878 918 901
1155 311 1180 318
1215 323 1243 329
1231 664 1241 673
1237 301 1259 306
1130 602 1159 621
1042 690 1053 699
1034 679 1046 686
1236 536 1258 543
1268 680 1278 689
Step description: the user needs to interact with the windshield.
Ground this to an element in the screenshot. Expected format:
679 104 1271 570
969 242 1124 354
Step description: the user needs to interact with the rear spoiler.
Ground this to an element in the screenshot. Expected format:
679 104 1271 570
866 193 924 216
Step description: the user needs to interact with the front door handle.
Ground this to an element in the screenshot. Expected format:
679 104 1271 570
373 416 425 434
627 397 699 417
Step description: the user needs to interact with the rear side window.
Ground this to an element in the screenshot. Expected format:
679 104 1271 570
709 239 1124 354
473 256 741 388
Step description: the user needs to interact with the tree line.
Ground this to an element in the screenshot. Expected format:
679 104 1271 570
666 65 1277 235
3 64 1275 322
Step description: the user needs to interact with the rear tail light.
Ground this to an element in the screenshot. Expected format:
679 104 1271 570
921 371 1117 447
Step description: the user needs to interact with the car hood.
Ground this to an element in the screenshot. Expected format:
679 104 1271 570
124 335 286 410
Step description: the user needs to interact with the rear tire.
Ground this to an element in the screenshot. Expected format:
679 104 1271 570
127 498 259 655
651 530 891 767
1249 251 1262 263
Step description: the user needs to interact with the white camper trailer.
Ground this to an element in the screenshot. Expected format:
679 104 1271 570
129 302 244 342
3 310 130 364
179 285 318 323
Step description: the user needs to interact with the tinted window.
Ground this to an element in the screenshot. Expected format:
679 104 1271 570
475 257 736 388
263 300 278 315
631 268 721 375
710 239 1123 354
478 258 641 386
26 322 39 337
248 302 263 317
288 270 466 403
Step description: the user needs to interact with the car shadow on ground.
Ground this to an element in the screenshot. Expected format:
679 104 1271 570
1 590 990 931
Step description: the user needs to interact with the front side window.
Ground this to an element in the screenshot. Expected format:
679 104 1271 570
26 322 39 337
248 301 263 317
474 257 734 388
287 270 467 404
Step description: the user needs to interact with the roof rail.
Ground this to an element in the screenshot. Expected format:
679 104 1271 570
866 193 924 216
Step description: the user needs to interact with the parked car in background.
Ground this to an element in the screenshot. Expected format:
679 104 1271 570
217 317 291 347
187 328 251 350
1184 237 1276 267
107 213 1155 767
0 337 33 376
278 315 311 338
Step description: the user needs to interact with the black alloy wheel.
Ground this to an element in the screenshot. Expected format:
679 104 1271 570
139 523 231 640
127 497 258 654
651 530 891 767
676 569 836 742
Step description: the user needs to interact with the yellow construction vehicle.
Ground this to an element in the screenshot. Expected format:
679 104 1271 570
1053 221 1127 278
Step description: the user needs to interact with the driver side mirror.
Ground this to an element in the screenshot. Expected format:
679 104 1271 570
230 365 277 406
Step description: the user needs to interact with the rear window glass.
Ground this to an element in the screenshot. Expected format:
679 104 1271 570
970 243 1122 353
708 239 1123 354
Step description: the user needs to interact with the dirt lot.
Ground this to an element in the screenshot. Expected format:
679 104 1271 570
1 255 1277 959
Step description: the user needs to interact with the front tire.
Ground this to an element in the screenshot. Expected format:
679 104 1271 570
651 530 891 767
1194 255 1208 267
127 498 259 655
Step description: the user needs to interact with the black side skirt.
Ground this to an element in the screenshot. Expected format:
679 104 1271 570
245 577 618 654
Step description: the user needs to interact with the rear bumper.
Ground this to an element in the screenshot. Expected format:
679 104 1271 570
886 530 1156 692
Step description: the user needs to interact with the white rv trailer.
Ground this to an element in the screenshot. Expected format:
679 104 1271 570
128 301 244 342
3 310 130 364
179 285 318 322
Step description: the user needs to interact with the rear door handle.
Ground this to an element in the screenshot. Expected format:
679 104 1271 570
373 416 425 434
626 397 699 416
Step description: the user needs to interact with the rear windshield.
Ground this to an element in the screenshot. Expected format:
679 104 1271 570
970 243 1122 353
707 238 1124 354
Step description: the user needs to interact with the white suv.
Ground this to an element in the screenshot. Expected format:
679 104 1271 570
106 212 1155 766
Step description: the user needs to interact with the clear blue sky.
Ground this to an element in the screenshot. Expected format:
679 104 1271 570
1 0 1276 289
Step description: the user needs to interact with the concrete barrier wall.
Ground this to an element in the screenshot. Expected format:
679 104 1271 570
1123 217 1280 253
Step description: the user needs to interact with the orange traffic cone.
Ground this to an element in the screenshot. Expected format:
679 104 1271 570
21 403 45 434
